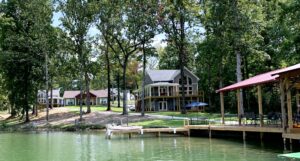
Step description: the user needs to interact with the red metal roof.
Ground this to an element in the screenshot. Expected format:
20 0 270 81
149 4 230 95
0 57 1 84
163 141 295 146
217 63 300 93
272 63 300 75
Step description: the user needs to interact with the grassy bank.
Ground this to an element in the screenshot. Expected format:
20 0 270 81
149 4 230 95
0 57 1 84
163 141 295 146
130 119 185 128
65 106 124 113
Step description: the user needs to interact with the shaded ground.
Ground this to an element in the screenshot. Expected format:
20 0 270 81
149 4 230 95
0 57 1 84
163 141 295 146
0 108 155 131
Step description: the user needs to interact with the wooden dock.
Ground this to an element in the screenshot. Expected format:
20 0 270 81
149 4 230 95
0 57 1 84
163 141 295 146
106 123 300 142
106 126 189 139
186 125 283 133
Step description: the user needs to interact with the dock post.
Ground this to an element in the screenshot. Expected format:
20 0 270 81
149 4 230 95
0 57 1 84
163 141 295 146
243 131 246 141
129 133 132 139
289 139 293 151
283 138 287 151
156 132 161 137
260 132 263 141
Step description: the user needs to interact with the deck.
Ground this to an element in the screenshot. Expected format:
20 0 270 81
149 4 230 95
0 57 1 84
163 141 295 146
105 123 299 141
186 125 283 133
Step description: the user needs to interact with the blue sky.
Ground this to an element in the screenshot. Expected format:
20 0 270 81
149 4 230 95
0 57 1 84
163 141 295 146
52 11 165 48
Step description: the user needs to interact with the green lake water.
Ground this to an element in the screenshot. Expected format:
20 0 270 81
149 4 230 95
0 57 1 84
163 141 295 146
0 132 294 161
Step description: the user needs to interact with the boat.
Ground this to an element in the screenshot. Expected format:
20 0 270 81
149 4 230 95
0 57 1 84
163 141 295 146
278 152 300 159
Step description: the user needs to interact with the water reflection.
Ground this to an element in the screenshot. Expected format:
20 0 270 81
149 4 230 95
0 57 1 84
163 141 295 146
0 132 292 161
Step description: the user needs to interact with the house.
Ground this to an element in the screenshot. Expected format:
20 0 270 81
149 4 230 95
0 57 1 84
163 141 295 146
37 89 64 107
135 67 204 111
63 89 109 106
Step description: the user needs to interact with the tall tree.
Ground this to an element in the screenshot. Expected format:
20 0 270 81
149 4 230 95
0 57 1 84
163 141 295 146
159 0 200 114
96 0 142 115
134 0 158 116
0 0 53 122
58 0 97 118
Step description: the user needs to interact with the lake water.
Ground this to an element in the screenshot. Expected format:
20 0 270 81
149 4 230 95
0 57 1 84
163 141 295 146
0 132 293 161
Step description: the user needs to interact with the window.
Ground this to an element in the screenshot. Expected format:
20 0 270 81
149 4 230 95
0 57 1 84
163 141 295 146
188 77 192 85
179 76 187 85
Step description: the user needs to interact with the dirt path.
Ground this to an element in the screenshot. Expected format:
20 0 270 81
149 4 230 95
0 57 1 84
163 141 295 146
0 108 155 130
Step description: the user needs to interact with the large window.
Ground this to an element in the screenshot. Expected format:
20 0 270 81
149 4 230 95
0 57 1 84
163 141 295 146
179 76 194 95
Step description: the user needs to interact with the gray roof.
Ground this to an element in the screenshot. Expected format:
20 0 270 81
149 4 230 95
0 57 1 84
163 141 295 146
147 70 180 82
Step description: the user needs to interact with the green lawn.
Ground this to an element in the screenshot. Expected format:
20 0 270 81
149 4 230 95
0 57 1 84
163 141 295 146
129 119 184 128
64 105 124 113
144 111 221 119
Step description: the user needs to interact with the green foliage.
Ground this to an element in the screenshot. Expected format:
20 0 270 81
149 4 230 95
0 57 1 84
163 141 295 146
0 0 53 121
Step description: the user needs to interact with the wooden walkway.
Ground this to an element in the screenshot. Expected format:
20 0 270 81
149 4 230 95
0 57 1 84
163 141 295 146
105 124 300 141
106 127 189 139
186 125 283 133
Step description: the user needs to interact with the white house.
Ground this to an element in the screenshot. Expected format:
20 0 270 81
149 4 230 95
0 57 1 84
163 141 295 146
37 89 64 107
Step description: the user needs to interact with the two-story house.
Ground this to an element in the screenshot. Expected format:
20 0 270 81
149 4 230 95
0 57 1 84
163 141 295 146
135 67 203 111
37 89 64 107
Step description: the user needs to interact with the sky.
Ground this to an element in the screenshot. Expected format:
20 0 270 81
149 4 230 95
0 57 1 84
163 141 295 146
52 11 166 48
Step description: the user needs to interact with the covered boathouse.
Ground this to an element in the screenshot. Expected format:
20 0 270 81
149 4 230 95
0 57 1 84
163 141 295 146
214 63 300 141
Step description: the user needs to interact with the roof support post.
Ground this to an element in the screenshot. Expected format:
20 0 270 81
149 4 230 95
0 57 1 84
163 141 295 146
237 90 242 125
220 92 225 125
257 85 263 127
158 86 161 96
280 78 287 132
286 79 293 131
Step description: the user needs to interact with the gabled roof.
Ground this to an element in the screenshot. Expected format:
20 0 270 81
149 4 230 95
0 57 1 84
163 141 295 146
217 63 300 93
90 90 108 98
63 90 108 98
272 63 300 76
147 70 180 82
63 91 80 98
147 67 199 82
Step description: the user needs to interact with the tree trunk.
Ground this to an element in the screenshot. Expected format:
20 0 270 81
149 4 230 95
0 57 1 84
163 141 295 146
79 70 84 120
236 50 244 124
32 88 38 116
179 5 186 114
79 43 84 120
25 104 30 123
141 44 146 116
122 59 128 115
85 71 91 113
50 79 53 109
24 71 30 122
35 90 38 116
117 73 121 108
232 0 244 124
45 52 49 122
105 47 111 111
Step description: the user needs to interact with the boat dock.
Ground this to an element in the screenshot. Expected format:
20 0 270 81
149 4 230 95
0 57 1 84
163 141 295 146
106 125 189 139
106 122 300 142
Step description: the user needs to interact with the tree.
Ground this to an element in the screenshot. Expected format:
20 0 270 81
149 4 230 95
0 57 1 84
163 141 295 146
159 0 200 114
96 0 143 115
133 0 158 116
58 0 97 119
0 0 53 122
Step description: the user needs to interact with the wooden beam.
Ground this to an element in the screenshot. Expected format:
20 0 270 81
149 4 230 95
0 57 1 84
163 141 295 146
280 79 287 132
257 85 263 127
237 90 241 125
286 79 293 130
220 92 225 124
